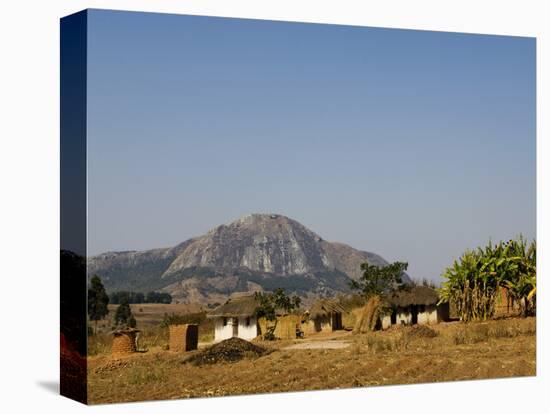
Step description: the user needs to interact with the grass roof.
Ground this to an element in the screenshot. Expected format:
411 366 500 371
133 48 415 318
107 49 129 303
307 298 346 319
385 286 440 307
207 295 259 318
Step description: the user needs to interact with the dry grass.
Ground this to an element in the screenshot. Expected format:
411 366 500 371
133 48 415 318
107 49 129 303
87 317 536 404
109 303 203 328
89 304 214 356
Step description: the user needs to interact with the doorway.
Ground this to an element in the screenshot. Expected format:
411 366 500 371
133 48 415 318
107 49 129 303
331 313 343 330
232 318 239 337
411 306 418 325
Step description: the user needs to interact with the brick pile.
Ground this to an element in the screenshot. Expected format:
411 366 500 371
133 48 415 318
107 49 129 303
111 329 139 355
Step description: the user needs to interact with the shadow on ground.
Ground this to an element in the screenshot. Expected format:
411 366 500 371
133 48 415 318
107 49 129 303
37 381 59 394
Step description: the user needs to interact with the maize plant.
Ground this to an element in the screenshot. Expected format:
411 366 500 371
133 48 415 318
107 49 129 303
500 236 536 317
439 236 536 321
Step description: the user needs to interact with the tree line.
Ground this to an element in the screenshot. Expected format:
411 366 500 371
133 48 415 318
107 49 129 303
109 290 172 304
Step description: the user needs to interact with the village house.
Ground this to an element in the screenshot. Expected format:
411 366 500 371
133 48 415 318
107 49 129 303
208 293 306 341
207 295 260 342
380 286 449 329
302 299 346 334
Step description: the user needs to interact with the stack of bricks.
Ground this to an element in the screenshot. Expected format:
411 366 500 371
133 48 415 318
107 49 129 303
111 330 139 355
169 324 198 352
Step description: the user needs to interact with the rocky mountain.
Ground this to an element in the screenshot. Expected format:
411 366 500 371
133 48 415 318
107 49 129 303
88 214 410 303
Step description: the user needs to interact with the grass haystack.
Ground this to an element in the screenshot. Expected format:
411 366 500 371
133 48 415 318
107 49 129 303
184 337 271 366
353 296 383 334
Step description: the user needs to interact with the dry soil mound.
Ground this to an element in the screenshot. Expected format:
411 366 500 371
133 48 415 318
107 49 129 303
184 337 271 365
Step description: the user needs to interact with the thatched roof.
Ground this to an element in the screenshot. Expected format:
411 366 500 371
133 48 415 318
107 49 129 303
207 295 259 318
385 286 440 307
307 299 346 319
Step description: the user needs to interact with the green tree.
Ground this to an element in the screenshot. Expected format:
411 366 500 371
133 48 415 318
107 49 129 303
128 315 137 328
255 288 301 340
113 298 135 328
350 261 408 300
87 275 109 334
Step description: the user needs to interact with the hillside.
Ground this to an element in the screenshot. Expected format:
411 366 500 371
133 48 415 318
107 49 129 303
88 213 409 303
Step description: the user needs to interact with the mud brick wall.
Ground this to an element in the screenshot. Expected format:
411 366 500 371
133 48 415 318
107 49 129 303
169 324 198 352
112 332 137 355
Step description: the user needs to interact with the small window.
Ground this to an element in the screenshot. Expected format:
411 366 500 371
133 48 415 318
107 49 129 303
245 317 250 326
223 317 227 326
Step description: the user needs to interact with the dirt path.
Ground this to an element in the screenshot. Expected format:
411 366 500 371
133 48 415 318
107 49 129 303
284 340 350 350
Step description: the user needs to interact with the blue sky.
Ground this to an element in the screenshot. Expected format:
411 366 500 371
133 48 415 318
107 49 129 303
86 10 536 282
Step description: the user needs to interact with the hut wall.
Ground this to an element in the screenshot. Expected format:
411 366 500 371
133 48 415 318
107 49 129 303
238 316 258 340
302 320 317 335
417 311 428 325
318 315 333 332
396 309 412 325
214 316 257 342
381 314 392 330
417 306 438 325
169 324 198 352
427 305 438 324
112 332 137 355
214 317 234 342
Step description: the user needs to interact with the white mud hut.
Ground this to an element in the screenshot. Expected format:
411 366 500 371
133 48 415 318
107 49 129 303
208 295 260 342
303 299 346 334
381 286 449 329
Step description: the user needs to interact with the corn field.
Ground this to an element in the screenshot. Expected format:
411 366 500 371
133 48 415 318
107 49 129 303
439 236 536 321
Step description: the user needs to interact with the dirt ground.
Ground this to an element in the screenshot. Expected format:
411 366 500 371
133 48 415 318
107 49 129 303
87 317 536 404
